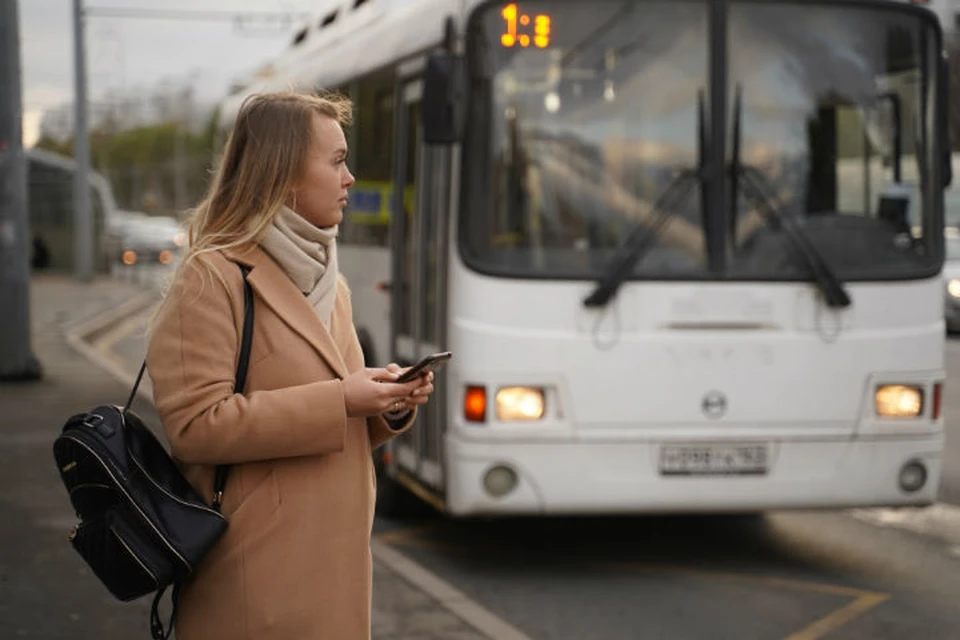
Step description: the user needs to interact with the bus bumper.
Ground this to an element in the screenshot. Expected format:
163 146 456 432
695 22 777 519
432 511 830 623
444 434 943 516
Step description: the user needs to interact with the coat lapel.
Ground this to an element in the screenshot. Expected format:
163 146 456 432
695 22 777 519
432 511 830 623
224 245 350 379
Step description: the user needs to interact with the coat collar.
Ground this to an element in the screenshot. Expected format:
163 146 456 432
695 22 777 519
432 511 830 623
223 244 349 379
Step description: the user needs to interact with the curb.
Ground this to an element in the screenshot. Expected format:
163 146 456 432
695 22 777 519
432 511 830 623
372 539 534 640
62 287 160 342
63 288 160 406
63 296 530 640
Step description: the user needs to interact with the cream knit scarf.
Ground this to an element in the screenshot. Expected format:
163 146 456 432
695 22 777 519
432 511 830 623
259 206 339 328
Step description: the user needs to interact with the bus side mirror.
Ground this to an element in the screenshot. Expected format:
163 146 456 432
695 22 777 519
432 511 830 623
422 52 465 145
940 54 953 188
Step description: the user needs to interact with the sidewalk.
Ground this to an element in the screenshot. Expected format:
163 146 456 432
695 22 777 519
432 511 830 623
0 274 489 639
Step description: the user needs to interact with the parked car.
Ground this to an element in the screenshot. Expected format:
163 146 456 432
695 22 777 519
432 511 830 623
103 211 186 267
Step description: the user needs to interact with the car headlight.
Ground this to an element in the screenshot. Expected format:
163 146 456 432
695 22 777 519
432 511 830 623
173 231 187 248
948 279 960 298
496 387 545 421
875 385 923 418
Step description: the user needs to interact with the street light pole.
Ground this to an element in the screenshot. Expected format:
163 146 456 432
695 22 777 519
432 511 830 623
73 0 94 282
0 0 42 380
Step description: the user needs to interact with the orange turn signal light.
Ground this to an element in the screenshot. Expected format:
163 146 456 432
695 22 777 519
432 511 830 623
464 386 487 423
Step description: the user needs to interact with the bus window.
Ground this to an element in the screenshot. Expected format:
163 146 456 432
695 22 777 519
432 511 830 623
726 3 940 281
342 71 395 247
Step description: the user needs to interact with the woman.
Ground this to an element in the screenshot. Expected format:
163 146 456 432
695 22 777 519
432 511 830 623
146 91 434 639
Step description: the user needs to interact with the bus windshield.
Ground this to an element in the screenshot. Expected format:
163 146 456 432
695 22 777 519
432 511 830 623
460 0 943 282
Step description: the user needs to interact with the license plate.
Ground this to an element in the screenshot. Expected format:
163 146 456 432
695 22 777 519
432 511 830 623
659 444 768 476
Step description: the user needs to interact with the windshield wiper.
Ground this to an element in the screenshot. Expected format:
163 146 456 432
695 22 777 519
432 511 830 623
735 167 851 307
582 170 700 307
729 85 851 309
583 91 707 308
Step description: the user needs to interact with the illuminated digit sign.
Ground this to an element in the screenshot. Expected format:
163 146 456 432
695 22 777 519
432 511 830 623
501 3 550 49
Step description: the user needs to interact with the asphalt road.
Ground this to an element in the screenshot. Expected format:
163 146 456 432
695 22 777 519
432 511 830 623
372 510 960 639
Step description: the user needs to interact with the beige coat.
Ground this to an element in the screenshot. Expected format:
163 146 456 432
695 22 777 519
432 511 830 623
146 244 412 639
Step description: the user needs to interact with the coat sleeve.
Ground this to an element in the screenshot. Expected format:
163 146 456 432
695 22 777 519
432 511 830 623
146 256 347 465
367 411 415 450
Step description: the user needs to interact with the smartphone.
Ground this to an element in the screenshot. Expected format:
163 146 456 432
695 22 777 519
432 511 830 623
395 352 452 383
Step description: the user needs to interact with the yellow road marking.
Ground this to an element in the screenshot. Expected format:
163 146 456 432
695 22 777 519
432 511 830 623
606 563 886 599
783 592 890 640
379 531 892 640
597 563 891 640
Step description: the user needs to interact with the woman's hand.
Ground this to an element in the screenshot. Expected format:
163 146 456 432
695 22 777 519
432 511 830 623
383 363 435 414
341 366 433 418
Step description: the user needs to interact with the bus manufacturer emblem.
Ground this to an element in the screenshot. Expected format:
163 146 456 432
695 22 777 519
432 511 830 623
702 391 727 419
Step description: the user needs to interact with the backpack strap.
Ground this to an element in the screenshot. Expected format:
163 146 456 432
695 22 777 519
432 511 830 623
124 265 253 510
212 264 253 510
150 583 179 640
123 362 147 415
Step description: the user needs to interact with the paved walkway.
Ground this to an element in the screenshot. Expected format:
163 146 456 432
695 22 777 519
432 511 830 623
0 274 488 639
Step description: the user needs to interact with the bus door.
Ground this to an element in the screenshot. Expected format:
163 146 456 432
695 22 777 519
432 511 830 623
388 77 449 491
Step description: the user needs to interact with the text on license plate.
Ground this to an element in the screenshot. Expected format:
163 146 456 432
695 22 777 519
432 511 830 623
659 444 768 476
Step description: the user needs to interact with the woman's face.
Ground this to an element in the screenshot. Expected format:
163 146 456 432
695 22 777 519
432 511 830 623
292 113 355 228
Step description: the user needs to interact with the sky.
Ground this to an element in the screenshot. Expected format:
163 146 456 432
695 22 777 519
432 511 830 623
18 0 316 146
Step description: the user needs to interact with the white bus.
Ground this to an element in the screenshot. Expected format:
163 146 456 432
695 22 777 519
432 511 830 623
219 0 951 516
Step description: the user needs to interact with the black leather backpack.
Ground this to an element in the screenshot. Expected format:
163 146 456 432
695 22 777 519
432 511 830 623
52 264 253 639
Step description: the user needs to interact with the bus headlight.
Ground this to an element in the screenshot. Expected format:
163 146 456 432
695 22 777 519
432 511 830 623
875 385 923 418
948 279 960 298
121 250 137 266
496 387 545 421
